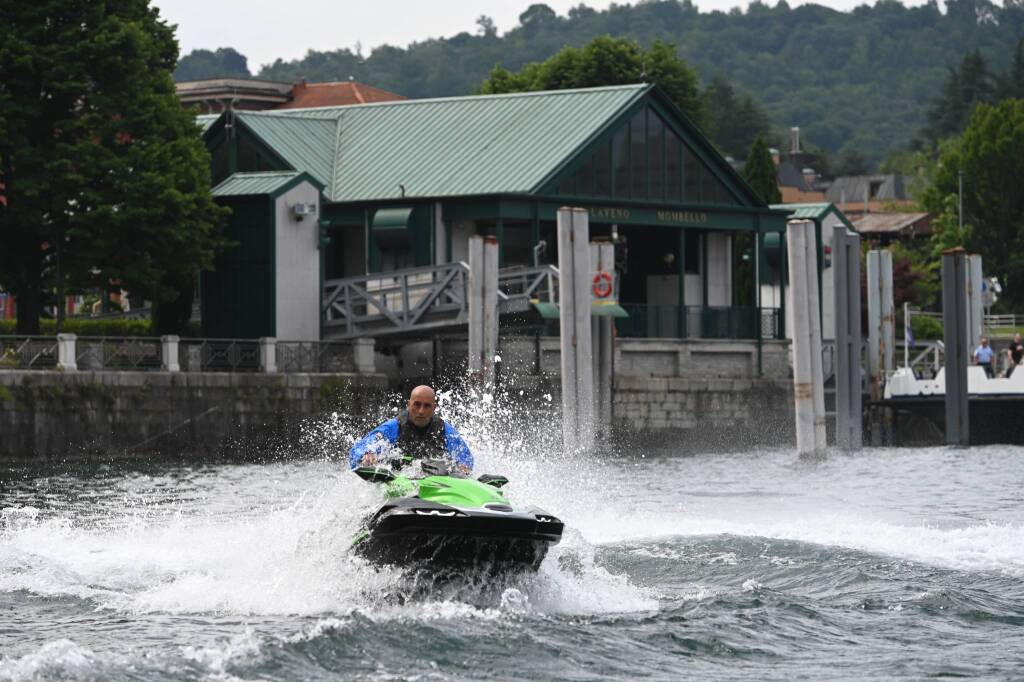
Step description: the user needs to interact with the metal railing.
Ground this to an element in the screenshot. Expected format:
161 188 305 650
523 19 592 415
0 336 58 369
178 338 260 372
75 337 162 370
322 262 562 338
615 305 782 340
323 262 472 338
276 340 355 373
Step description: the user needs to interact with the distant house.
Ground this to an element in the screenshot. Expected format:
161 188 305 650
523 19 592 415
175 77 405 114
826 174 915 217
851 212 933 243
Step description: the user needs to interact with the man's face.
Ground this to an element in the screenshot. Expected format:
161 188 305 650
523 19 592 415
407 388 436 428
982 338 989 346
1015 334 1021 344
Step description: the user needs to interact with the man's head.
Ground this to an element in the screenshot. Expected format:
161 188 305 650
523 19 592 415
981 336 989 346
407 385 437 428
1014 333 1021 344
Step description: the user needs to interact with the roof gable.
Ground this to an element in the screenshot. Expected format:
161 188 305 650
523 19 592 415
226 85 649 203
212 170 324 198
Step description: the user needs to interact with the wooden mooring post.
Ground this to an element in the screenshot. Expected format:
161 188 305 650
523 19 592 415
787 219 827 458
468 235 499 388
557 207 595 454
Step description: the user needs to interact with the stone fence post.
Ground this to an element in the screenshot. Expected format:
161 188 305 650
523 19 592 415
161 335 180 372
352 338 375 374
259 337 277 373
57 333 77 371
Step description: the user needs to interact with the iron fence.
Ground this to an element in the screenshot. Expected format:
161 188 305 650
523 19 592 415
615 306 781 340
178 338 260 372
276 340 355 373
0 336 58 369
75 337 162 370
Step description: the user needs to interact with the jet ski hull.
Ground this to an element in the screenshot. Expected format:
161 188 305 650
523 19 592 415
354 498 564 573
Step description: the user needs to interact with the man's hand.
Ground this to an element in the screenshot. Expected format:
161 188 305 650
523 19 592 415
359 453 377 467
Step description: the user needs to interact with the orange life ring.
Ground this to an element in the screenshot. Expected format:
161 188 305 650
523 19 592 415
592 271 613 298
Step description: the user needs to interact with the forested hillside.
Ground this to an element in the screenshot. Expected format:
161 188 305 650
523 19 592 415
175 0 1024 164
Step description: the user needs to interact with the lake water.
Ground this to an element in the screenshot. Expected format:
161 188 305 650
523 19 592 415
2 411 1024 680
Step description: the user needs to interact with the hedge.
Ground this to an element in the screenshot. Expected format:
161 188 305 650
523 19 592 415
0 319 153 337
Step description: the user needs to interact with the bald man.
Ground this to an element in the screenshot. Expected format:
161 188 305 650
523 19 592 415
348 385 474 471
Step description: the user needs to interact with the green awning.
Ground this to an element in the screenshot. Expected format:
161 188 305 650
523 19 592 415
372 207 413 249
531 301 629 319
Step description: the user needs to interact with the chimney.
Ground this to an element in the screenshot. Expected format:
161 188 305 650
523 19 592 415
790 126 801 155
769 147 780 167
802 167 817 185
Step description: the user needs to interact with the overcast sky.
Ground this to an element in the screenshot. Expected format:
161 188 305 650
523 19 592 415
154 0 928 73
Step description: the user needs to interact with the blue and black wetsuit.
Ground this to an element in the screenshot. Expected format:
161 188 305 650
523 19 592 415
348 410 474 470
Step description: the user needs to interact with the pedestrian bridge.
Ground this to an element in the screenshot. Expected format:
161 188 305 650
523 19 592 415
321 262 560 340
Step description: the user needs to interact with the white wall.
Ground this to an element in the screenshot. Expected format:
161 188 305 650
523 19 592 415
451 221 475 263
274 183 321 341
706 232 732 306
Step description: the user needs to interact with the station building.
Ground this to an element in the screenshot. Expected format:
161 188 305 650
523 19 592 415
199 83 791 342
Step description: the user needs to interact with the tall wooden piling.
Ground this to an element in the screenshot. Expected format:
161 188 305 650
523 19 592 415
833 226 862 450
866 250 894 401
557 208 594 453
591 241 615 439
787 220 827 458
468 235 499 388
942 248 969 446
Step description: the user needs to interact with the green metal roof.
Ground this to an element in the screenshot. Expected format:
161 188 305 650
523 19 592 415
229 84 649 203
771 202 856 231
212 171 314 197
197 114 219 133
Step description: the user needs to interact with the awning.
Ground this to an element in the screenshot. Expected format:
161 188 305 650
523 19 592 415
371 207 413 249
531 301 629 319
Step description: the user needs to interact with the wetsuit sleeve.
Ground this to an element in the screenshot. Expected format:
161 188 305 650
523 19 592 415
348 419 400 469
443 423 474 470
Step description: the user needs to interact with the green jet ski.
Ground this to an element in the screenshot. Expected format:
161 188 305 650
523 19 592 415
352 457 564 574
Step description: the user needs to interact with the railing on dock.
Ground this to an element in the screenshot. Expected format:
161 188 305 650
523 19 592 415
322 262 560 339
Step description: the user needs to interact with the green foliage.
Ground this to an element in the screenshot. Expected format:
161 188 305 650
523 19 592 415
249 0 1022 165
703 75 774 158
174 47 250 81
743 136 781 204
0 0 230 335
924 100 1024 307
921 50 996 146
479 36 706 128
911 314 944 341
0 318 153 337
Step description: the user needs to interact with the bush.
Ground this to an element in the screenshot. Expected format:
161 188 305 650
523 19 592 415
0 318 154 337
910 315 943 341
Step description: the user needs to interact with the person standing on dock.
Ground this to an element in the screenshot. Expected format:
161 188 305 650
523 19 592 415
1004 333 1024 377
973 336 995 378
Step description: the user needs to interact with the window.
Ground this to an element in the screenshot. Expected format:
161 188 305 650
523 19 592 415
612 126 630 198
666 130 681 202
594 143 611 196
648 114 664 201
629 110 646 199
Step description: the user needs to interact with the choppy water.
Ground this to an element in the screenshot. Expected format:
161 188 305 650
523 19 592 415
3 420 1024 679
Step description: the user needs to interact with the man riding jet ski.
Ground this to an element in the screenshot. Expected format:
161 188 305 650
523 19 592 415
348 385 563 573
349 385 474 471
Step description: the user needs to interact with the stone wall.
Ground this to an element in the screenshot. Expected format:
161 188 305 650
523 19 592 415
0 370 388 462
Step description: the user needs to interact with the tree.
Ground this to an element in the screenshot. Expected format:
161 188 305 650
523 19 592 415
833 147 870 177
999 37 1024 100
921 50 995 145
923 100 1024 309
479 36 706 129
743 136 782 204
475 15 498 38
174 47 251 81
0 0 228 334
703 75 774 159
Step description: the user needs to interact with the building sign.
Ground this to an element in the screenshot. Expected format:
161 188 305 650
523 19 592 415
655 210 708 225
589 206 632 221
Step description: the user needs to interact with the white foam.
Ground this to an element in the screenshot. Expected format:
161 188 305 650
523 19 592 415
0 640 103 682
